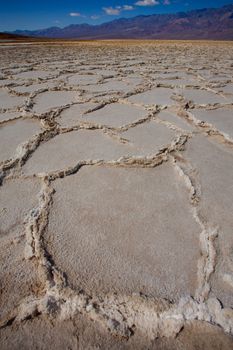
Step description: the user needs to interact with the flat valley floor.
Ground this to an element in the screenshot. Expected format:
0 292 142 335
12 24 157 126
0 41 233 349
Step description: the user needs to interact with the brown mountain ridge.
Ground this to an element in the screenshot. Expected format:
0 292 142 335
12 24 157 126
7 4 233 40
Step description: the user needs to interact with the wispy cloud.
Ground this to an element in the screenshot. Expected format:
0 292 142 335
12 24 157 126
70 12 84 17
103 7 121 15
103 4 134 16
122 5 134 11
135 0 159 6
90 15 100 20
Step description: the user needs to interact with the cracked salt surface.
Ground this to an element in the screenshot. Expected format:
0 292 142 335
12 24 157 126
0 41 233 349
58 102 97 128
128 87 177 106
191 108 233 139
184 135 233 308
22 129 134 175
85 79 133 93
0 88 25 110
158 109 194 132
32 90 80 114
180 88 228 105
218 83 233 95
12 81 57 94
12 70 56 80
83 102 147 128
0 119 41 163
68 73 100 86
122 120 176 155
45 164 199 299
0 178 40 321
0 111 20 123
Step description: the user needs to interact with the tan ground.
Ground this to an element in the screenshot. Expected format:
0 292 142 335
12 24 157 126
0 41 233 349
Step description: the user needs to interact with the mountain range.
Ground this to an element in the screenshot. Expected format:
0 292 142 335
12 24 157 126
0 32 30 40
9 4 233 40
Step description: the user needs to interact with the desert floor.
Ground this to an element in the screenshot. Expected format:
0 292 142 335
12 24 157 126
0 41 233 349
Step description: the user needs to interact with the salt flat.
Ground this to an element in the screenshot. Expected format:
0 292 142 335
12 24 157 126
82 102 147 128
0 41 233 349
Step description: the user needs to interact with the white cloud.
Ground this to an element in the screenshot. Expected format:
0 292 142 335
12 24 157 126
103 4 134 16
135 0 159 6
103 7 121 15
69 12 82 17
123 5 134 11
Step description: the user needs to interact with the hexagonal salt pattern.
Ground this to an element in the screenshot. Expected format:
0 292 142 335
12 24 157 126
1 41 233 349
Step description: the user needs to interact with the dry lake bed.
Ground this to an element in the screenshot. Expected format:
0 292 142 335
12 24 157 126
0 41 233 349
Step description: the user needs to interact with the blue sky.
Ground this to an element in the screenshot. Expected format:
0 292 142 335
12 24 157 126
1 0 233 31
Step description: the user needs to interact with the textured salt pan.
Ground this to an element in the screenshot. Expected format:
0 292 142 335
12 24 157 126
0 178 40 320
158 78 198 87
122 120 175 155
0 42 233 348
13 81 56 94
218 83 233 95
85 80 132 93
184 135 233 307
45 164 199 299
180 88 227 104
13 70 55 80
0 89 25 109
83 103 147 128
58 102 96 128
0 79 16 87
0 111 20 123
158 110 194 132
128 87 176 106
0 119 41 163
191 108 233 139
0 316 233 350
32 91 80 114
22 129 132 174
68 74 100 86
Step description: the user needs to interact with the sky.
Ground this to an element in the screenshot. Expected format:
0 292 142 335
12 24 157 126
1 0 233 31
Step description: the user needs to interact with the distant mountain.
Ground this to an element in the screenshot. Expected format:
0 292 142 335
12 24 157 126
10 4 233 40
0 32 30 40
